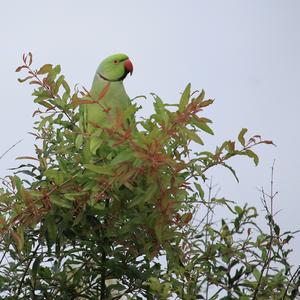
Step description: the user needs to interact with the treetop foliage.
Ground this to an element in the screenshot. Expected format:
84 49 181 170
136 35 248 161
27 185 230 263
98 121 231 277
0 53 298 299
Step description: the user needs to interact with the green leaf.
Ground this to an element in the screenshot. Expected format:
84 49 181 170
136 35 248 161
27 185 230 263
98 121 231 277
38 266 51 280
143 184 158 203
194 182 204 200
253 268 261 281
53 64 61 75
90 136 103 155
75 134 83 149
111 149 134 165
152 94 165 115
238 128 248 147
56 75 65 88
179 83 191 112
124 103 139 120
182 128 204 145
193 89 205 104
84 164 113 175
50 195 72 208
13 175 23 193
274 224 280 235
129 184 157 208
47 219 57 242
192 117 214 135
107 283 127 292
261 248 267 261
147 277 161 292
47 65 61 82
245 149 259 166
222 163 239 182
212 198 235 213
44 169 65 185
37 64 52 74
234 205 243 215
64 192 87 201
73 210 85 226
34 99 53 109
62 80 70 95
31 255 42 288
240 296 250 300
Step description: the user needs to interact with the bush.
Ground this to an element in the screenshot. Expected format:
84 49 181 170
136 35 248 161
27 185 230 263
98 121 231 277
0 53 299 299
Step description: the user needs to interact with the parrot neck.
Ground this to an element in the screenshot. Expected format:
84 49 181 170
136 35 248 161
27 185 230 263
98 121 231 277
90 74 125 99
97 72 127 82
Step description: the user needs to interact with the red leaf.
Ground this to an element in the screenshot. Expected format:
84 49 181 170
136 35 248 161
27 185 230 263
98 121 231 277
182 212 193 224
29 80 42 85
264 140 275 145
199 99 214 108
18 76 33 83
28 52 33 66
15 65 27 72
32 109 42 117
16 156 38 161
37 64 52 75
71 99 97 107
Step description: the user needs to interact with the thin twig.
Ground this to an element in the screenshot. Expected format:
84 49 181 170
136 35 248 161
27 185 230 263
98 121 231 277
17 243 40 297
205 177 214 300
100 198 110 299
253 162 277 299
283 266 300 299
0 139 23 160
0 250 7 265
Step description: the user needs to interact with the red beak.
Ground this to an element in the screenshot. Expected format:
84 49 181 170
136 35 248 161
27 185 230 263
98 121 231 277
124 58 133 76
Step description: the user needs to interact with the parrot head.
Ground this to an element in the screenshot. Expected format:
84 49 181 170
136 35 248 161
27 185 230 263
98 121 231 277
96 53 133 82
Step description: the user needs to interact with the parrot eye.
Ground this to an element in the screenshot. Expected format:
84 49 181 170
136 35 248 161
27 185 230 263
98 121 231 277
113 60 119 64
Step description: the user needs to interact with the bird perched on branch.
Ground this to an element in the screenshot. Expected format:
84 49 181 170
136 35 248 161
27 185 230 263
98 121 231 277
79 53 134 155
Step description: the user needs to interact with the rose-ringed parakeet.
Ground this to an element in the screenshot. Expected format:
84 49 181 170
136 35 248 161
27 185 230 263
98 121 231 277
79 53 134 156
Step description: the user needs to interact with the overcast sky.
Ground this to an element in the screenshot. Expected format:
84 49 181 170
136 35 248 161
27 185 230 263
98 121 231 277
0 1 299 265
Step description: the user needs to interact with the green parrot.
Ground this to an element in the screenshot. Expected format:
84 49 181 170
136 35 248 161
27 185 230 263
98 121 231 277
79 53 134 156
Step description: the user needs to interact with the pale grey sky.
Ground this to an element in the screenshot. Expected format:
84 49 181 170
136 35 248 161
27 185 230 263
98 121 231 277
0 1 299 264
